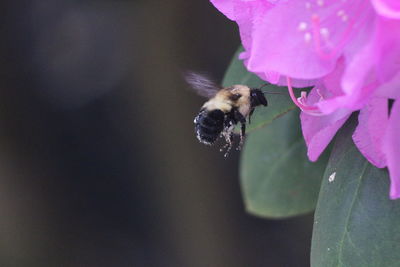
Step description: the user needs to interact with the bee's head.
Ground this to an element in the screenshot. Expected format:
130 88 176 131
250 88 268 107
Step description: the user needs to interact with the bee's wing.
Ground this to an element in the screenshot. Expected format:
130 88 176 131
184 71 221 98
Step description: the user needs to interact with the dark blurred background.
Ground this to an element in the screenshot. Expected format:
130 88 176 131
1 1 312 266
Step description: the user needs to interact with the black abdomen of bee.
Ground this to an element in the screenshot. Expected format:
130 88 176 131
194 109 225 145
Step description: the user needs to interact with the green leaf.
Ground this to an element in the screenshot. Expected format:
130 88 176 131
222 47 296 132
240 110 329 218
311 117 400 267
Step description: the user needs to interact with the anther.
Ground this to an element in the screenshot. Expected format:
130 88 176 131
298 22 308 31
286 77 322 115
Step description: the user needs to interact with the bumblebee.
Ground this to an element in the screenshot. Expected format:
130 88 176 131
185 72 268 156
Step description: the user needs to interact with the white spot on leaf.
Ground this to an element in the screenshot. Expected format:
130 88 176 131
328 172 336 183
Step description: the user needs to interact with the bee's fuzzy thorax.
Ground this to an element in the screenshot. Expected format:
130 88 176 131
202 96 232 113
201 85 252 117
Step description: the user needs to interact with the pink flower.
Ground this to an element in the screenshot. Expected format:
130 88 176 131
211 0 400 198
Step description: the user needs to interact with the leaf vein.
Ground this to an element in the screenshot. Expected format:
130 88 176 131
336 162 369 266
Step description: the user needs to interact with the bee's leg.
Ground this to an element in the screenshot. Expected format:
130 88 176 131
248 108 255 124
238 123 246 150
233 110 246 150
223 131 234 157
220 125 234 157
220 132 229 150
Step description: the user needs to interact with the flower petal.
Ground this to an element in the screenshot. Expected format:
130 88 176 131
244 0 373 80
209 0 236 20
374 19 400 82
233 1 272 64
352 97 388 168
317 35 378 114
382 100 400 199
210 0 274 57
317 16 400 114
301 86 351 161
376 71 400 99
371 0 400 19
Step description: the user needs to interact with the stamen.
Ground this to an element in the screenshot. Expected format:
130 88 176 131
316 88 325 101
311 3 369 62
311 14 353 60
286 77 323 115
